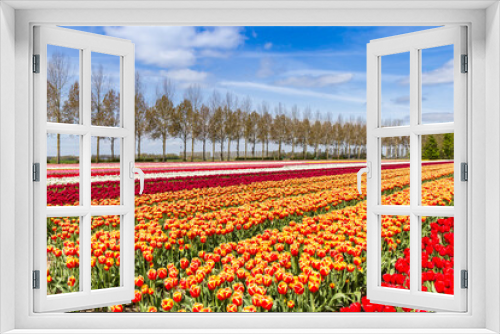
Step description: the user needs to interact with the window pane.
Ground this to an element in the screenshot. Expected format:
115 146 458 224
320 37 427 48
47 45 80 124
421 45 454 124
381 136 410 205
381 52 410 127
381 215 410 290
91 215 121 290
91 52 121 127
421 134 454 206
421 216 454 295
47 216 81 295
47 133 81 206
91 137 121 205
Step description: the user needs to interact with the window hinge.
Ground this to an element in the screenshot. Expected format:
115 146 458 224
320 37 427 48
33 54 40 73
33 163 40 182
461 162 468 181
33 270 40 289
461 270 468 289
461 54 468 73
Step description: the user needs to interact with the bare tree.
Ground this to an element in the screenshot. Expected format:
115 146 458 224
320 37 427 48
225 92 239 161
197 104 211 161
241 96 253 160
102 89 120 160
47 51 75 163
208 90 223 161
257 101 271 159
288 105 300 159
334 114 344 159
91 64 111 163
272 103 288 159
322 113 333 160
135 72 148 160
172 99 193 161
301 107 312 159
184 85 202 161
149 78 176 162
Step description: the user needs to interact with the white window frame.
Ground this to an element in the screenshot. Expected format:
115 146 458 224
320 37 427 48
1 2 499 333
366 26 467 312
33 25 136 312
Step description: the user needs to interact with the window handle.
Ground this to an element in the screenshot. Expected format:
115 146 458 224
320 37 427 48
357 162 371 194
129 162 145 195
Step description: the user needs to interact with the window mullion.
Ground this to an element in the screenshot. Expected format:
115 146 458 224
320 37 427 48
80 47 92 294
409 47 420 295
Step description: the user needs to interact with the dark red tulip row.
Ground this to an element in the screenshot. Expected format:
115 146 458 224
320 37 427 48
47 164 291 178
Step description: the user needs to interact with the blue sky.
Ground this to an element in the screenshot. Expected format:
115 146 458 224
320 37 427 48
50 26 454 156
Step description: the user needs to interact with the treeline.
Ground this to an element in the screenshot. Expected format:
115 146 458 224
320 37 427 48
135 74 368 162
50 52 445 163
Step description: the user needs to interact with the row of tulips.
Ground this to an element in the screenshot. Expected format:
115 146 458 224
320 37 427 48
45 163 454 313
47 162 452 207
47 164 294 178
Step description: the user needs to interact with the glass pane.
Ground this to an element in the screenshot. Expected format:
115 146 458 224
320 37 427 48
47 133 80 206
381 215 410 290
421 134 454 206
91 137 121 205
421 216 454 295
47 45 80 124
381 52 410 127
91 215 121 290
421 45 454 124
47 216 80 295
91 52 121 127
381 136 410 205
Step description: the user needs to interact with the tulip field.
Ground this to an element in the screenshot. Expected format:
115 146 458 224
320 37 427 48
45 161 455 312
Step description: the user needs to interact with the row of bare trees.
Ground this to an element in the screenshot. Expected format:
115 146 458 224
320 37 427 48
134 74 368 162
47 51 372 163
47 51 121 163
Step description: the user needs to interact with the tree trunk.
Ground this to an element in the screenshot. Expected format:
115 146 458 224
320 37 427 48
162 137 166 162
190 137 195 162
57 133 61 164
227 138 231 162
236 138 240 159
183 137 187 162
315 144 318 158
202 139 206 161
244 138 248 160
212 140 216 162
111 138 115 161
278 140 282 159
266 141 269 158
291 141 295 159
220 140 224 161
262 142 265 160
303 144 307 160
326 144 329 160
137 136 142 160
96 137 100 163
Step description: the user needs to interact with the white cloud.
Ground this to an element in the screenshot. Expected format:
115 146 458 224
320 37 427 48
219 81 365 104
160 69 208 83
103 26 245 68
421 112 454 123
256 58 274 78
264 42 273 50
422 59 454 85
399 59 454 85
275 73 353 88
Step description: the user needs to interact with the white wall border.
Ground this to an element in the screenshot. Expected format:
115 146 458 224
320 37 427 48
0 2 16 334
3 3 494 334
